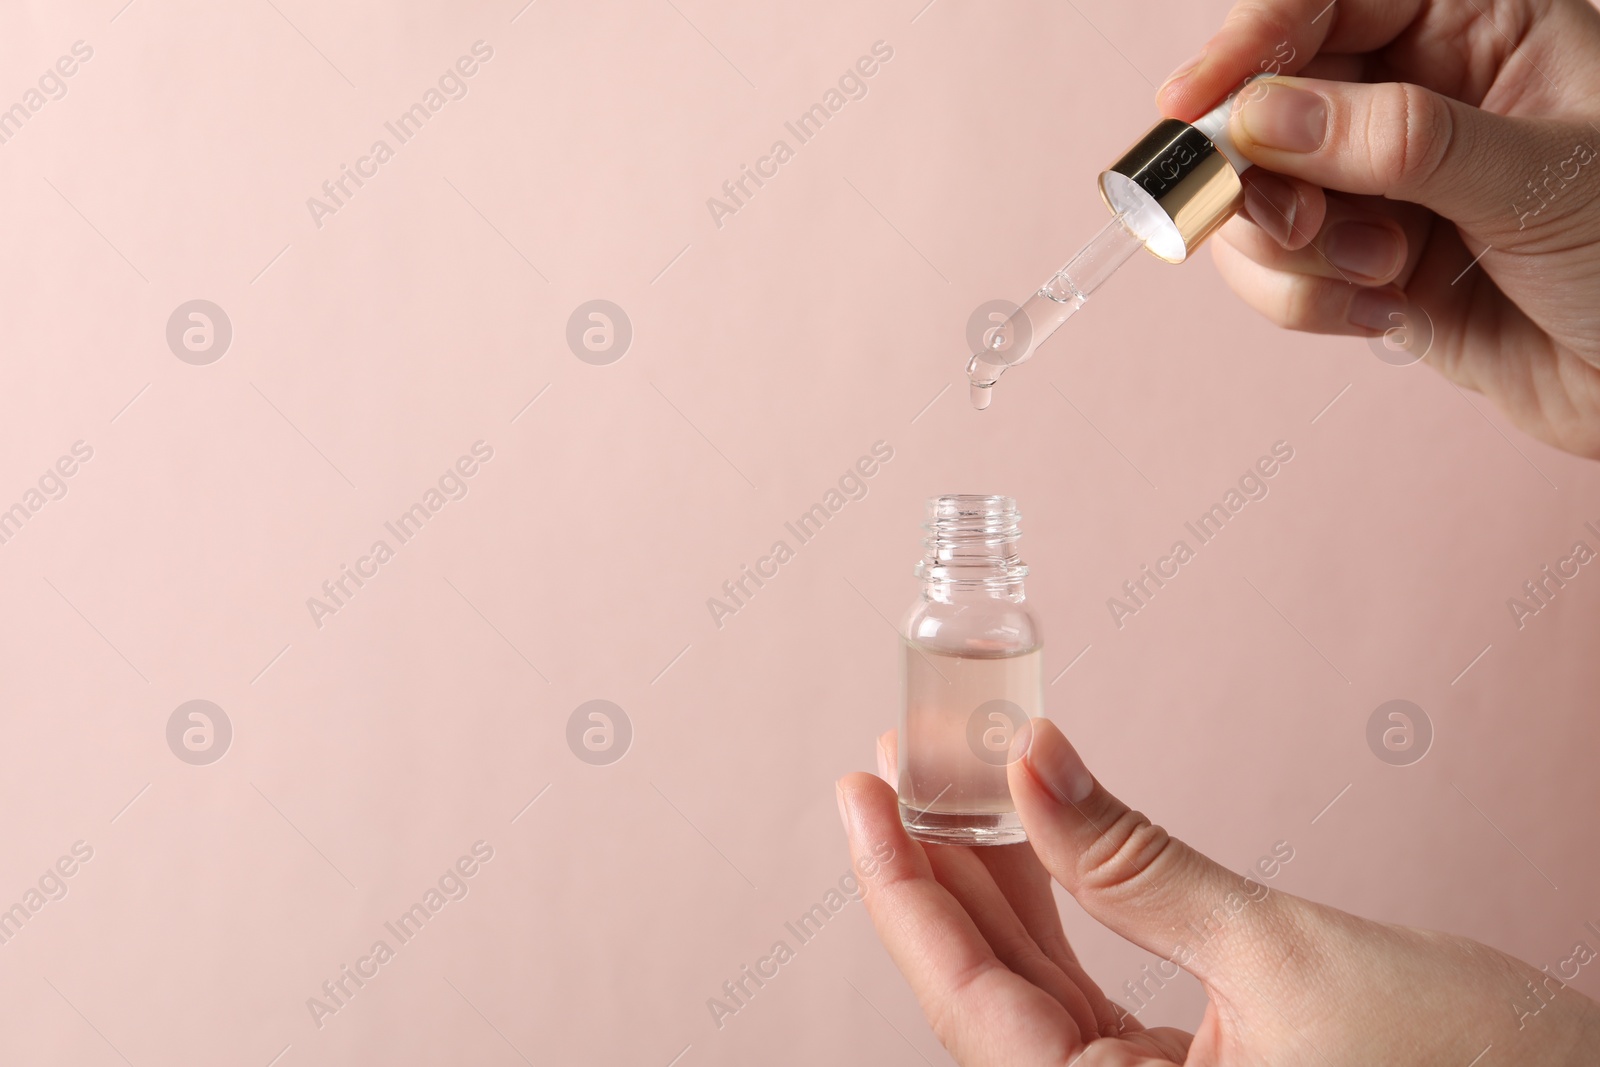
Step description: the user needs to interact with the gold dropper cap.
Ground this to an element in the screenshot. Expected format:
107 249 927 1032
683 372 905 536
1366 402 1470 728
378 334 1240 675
1095 79 1273 262
1097 117 1246 263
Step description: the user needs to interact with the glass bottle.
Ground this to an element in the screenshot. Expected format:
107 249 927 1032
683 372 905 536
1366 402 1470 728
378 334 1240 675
898 494 1043 845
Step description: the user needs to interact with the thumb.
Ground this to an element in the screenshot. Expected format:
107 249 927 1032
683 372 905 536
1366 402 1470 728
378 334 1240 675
1008 719 1294 987
1229 75 1597 242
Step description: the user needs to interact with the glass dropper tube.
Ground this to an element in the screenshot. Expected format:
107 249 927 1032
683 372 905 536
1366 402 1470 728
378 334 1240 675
966 212 1144 409
965 78 1266 409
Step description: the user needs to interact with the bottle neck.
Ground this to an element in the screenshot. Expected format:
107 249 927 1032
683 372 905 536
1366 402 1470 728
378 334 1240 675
915 495 1029 602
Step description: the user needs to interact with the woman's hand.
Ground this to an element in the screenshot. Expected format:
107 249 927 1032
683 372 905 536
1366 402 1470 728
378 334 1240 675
1160 0 1600 458
837 721 1600 1065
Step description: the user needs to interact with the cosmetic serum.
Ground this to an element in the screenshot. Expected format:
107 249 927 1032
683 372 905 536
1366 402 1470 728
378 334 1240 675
899 495 1042 846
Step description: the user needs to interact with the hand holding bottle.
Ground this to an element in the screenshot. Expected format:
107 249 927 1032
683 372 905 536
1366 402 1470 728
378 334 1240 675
837 722 1600 1066
1159 0 1600 459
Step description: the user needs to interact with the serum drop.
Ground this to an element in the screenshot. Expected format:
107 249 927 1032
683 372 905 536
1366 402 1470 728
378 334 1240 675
899 495 1042 845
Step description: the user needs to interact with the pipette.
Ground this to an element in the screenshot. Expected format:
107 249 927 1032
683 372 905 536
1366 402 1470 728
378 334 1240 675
967 79 1264 409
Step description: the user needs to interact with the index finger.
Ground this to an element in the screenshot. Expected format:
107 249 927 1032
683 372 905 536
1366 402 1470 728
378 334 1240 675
1157 0 1427 120
877 729 1087 976
836 772 1084 1064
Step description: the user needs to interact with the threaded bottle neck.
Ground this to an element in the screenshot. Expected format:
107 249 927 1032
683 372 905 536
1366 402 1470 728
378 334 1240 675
915 494 1029 594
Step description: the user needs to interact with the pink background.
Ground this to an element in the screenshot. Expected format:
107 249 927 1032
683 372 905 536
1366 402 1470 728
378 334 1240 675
3 1 1598 1064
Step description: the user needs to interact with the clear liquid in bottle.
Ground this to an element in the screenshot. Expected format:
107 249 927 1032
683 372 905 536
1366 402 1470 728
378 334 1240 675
898 641 1043 845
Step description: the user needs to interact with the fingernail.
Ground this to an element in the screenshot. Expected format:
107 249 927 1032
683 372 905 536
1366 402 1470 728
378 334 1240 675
1007 720 1035 765
1158 47 1206 98
1022 721 1094 805
875 737 890 782
1325 221 1403 281
836 782 851 831
1237 83 1326 152
1243 172 1298 246
1348 286 1409 332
